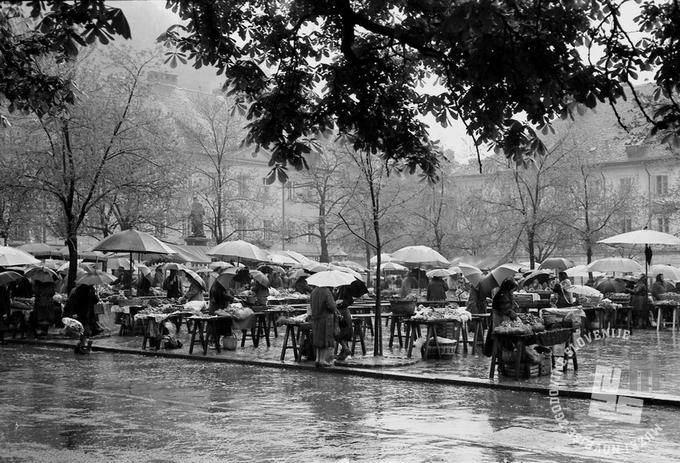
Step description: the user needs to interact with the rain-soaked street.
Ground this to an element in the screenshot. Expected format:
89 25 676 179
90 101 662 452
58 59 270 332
1 345 679 463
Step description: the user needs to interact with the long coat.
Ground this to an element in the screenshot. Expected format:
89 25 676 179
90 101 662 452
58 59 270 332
310 286 337 348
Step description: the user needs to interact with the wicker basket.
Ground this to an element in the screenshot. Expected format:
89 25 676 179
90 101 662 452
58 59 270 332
421 339 456 359
536 328 573 346
390 300 416 315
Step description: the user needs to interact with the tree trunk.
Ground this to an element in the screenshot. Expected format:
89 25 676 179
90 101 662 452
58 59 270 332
319 199 329 263
66 232 78 294
527 227 536 269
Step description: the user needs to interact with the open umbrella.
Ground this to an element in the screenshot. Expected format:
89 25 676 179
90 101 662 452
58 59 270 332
182 268 207 290
76 269 117 286
379 262 408 272
565 265 603 279
208 239 269 263
258 264 285 274
17 243 63 259
598 229 680 247
267 253 299 266
0 271 24 286
459 263 483 285
249 269 270 287
426 268 454 278
92 229 175 289
25 266 60 283
281 250 315 265
307 270 356 288
587 258 643 274
518 269 554 287
648 264 680 282
594 277 627 294
163 262 184 271
490 263 523 286
538 257 575 272
0 246 41 267
369 253 395 266
332 260 367 273
390 245 449 267
569 285 603 298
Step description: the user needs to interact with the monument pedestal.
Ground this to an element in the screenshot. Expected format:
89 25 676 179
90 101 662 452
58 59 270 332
185 235 210 247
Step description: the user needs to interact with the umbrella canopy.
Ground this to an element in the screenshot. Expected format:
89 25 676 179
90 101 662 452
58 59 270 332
379 262 408 272
281 250 315 265
459 263 483 285
598 229 680 246
490 263 522 286
257 264 285 274
182 268 207 290
594 277 627 293
565 264 604 279
538 257 574 272
17 243 63 258
307 270 357 288
369 253 395 266
0 246 41 267
426 268 454 278
25 266 60 283
0 270 24 286
249 269 270 287
569 285 603 298
447 266 462 275
163 262 184 271
390 246 449 267
648 264 680 282
108 256 138 271
215 272 235 290
587 258 643 274
518 269 554 287
208 240 269 262
347 279 369 298
92 229 175 254
267 253 299 266
76 269 117 286
332 260 367 273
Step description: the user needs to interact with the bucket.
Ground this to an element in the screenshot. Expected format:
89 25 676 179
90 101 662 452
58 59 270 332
222 335 237 351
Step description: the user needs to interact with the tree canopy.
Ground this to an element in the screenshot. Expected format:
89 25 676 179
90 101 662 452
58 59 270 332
3 1 680 180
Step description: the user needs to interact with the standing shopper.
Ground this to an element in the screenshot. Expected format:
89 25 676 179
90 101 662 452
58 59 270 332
310 285 337 367
484 278 519 356
334 285 354 361
426 276 448 301
163 269 182 299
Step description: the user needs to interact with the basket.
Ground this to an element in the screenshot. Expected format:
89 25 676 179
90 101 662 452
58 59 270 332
390 300 416 315
222 335 237 351
502 353 552 378
421 338 457 359
536 328 573 346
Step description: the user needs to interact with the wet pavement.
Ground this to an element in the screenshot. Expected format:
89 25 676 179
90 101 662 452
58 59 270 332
1 345 679 463
13 320 680 402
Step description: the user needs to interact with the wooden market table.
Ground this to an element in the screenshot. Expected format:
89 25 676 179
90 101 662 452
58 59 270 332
654 301 680 331
489 328 577 380
279 319 312 362
188 315 233 355
405 317 468 359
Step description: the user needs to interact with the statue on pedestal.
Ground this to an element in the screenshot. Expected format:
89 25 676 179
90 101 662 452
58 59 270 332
188 197 205 237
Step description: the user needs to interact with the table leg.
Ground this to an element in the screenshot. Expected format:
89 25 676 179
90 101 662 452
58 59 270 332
514 339 524 380
198 321 208 355
388 316 396 348
396 317 403 348
406 322 414 358
188 320 199 354
657 307 662 331
489 338 498 379
263 315 271 347
280 325 291 361
674 307 678 331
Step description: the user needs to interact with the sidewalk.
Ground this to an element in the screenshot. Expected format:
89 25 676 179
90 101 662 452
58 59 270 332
5 322 680 407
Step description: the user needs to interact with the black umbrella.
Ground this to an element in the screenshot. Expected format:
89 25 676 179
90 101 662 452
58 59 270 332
348 279 368 298
519 269 553 287
594 277 626 294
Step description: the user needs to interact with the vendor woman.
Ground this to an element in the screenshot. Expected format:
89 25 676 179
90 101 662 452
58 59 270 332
484 278 519 356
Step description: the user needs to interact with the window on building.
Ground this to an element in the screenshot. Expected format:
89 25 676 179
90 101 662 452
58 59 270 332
622 218 632 233
237 217 247 239
619 177 633 192
657 216 670 233
237 174 248 197
655 175 669 196
263 219 272 241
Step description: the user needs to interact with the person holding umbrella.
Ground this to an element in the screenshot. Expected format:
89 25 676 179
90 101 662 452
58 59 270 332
163 269 183 299
334 285 354 361
310 283 338 367
64 284 100 346
181 269 206 303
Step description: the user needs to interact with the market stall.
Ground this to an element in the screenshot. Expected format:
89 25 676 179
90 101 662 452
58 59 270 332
405 304 472 359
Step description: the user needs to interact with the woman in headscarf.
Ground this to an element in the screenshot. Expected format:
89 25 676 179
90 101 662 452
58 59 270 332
484 278 519 356
310 284 337 367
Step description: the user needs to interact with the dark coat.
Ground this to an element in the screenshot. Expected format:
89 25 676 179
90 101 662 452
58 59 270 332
66 284 99 336
310 286 337 348
163 273 182 299
491 289 517 329
426 278 448 301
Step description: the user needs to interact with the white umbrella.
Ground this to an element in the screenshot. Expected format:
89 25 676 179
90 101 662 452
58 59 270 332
587 258 643 274
459 263 483 285
390 245 449 267
648 264 680 282
369 253 395 266
490 263 523 285
0 246 40 266
76 269 117 286
569 285 603 298
267 253 299 266
538 257 575 272
306 270 356 288
281 250 315 265
332 260 367 273
565 264 603 279
447 266 462 275
426 268 454 278
598 229 680 246
182 268 207 290
380 262 408 272
208 240 269 262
